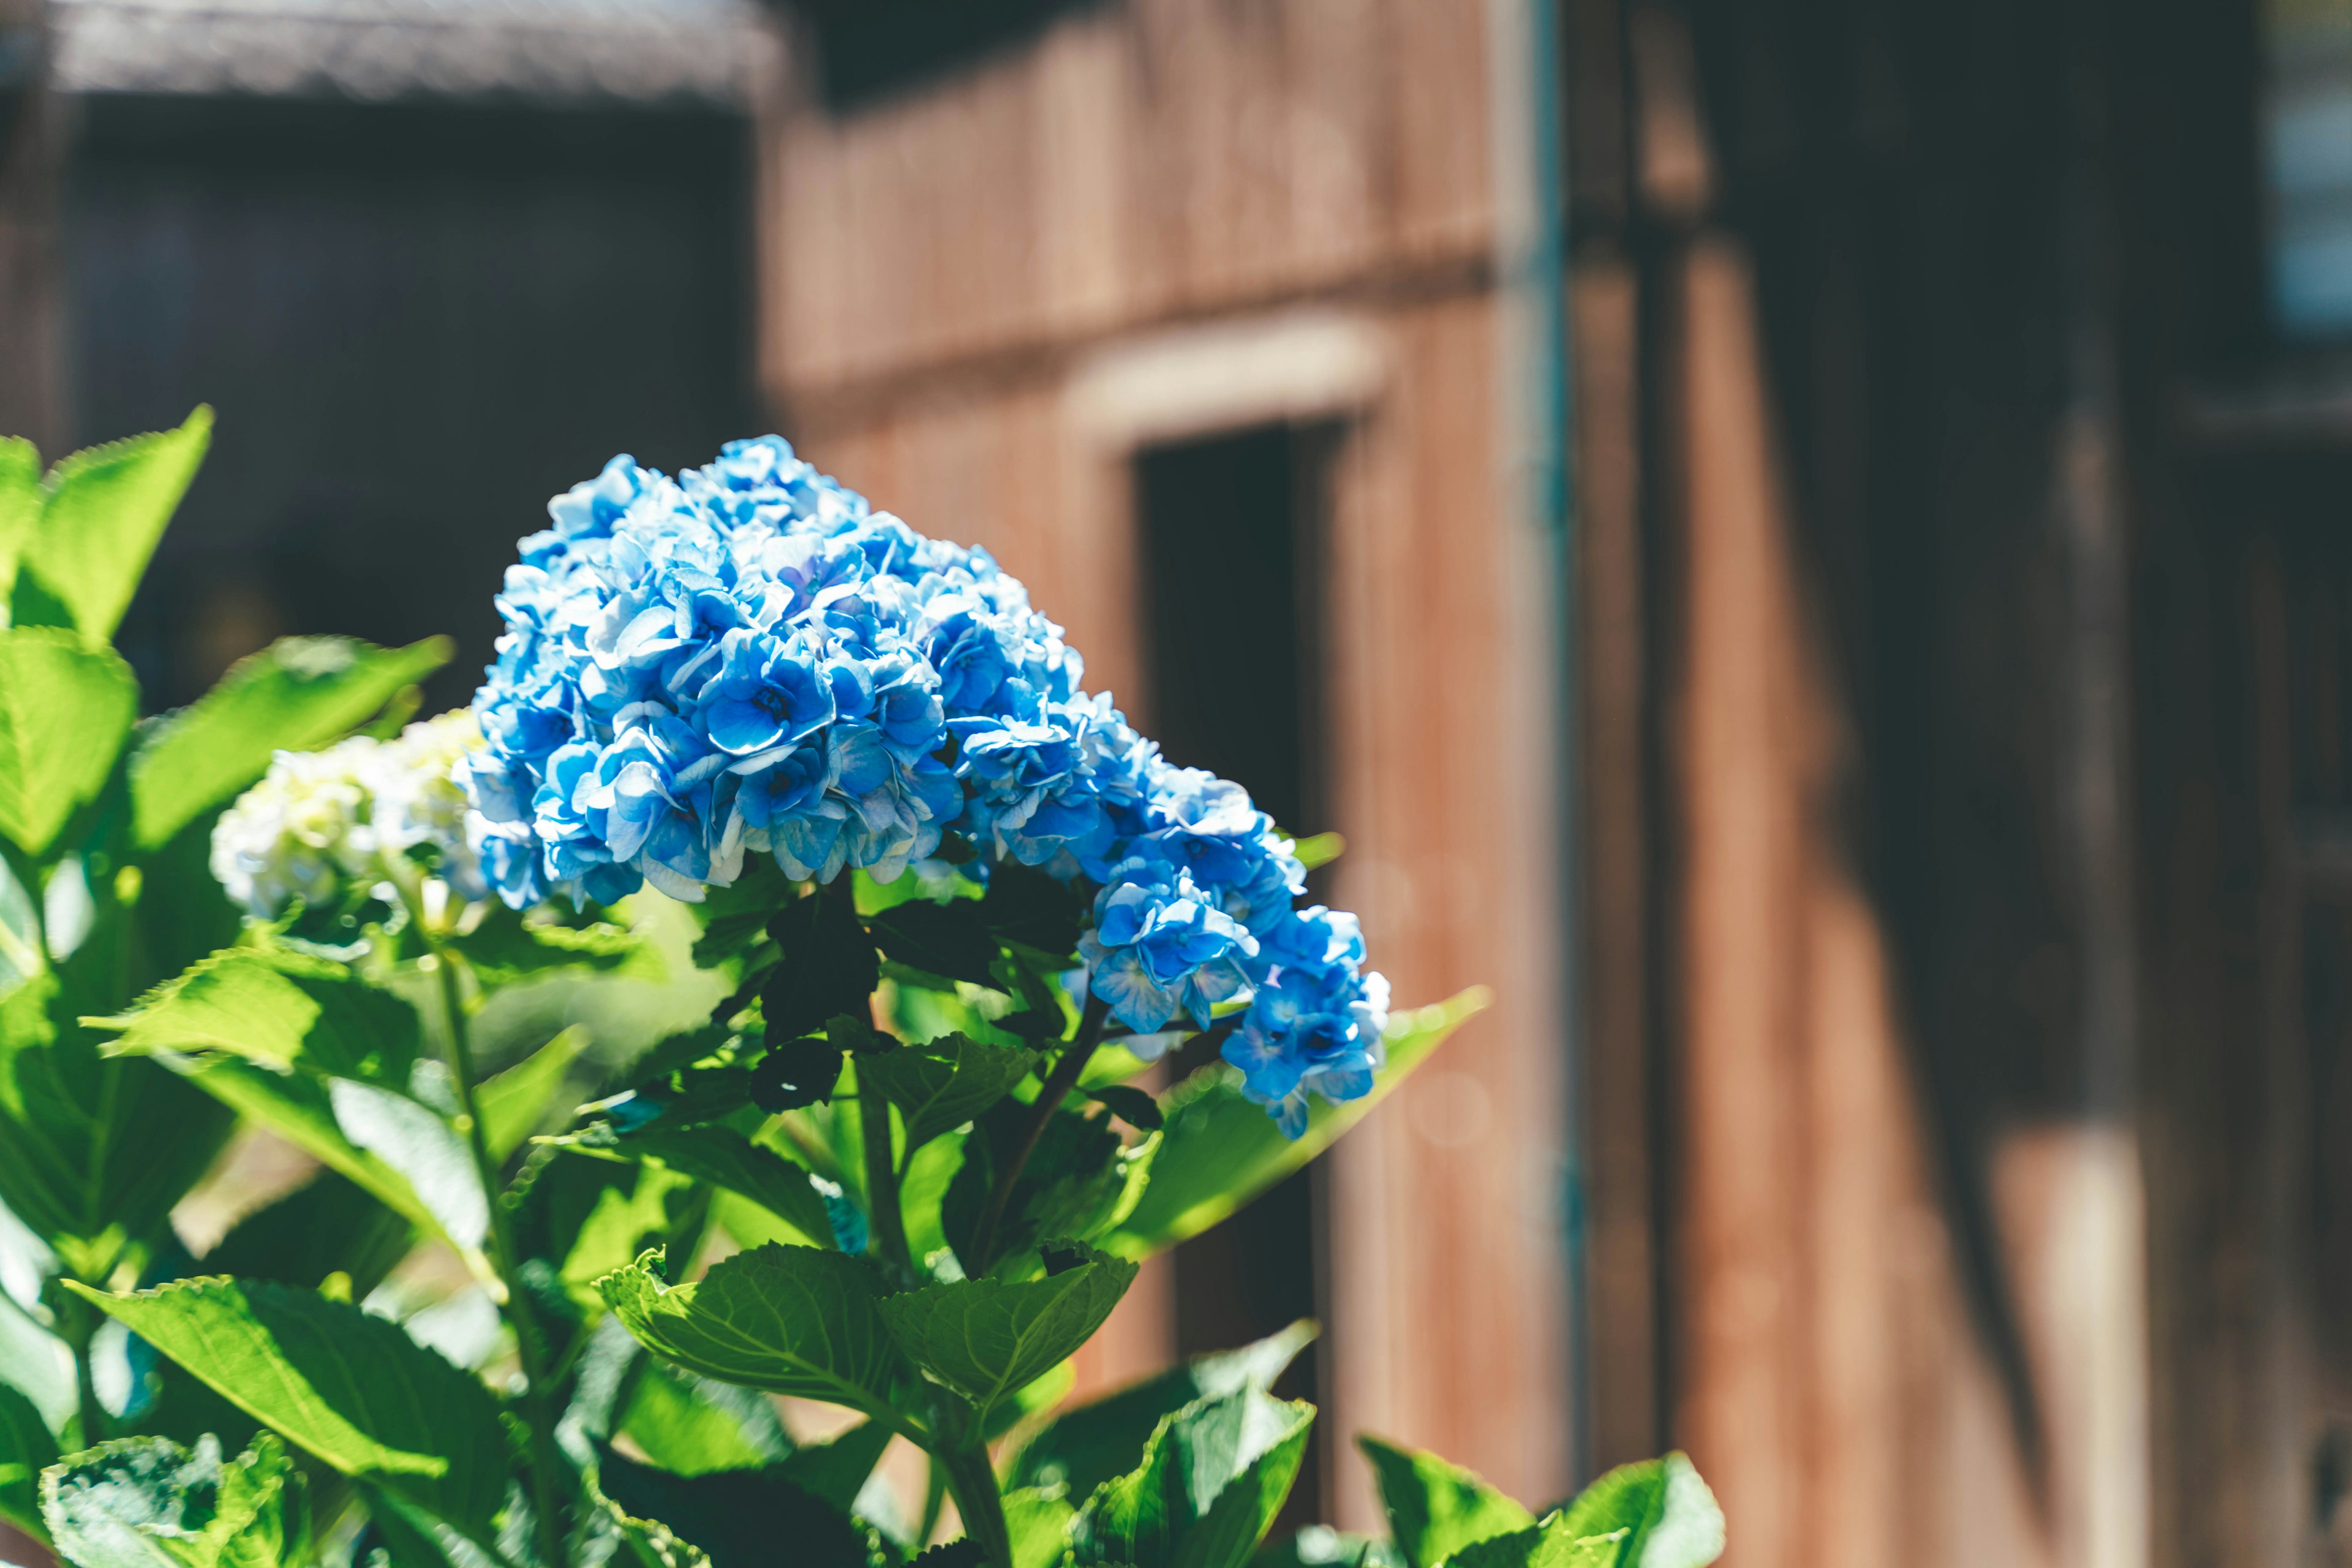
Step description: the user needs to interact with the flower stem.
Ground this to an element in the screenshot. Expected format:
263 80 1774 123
968 995 1107 1271
860 1075 916 1287
392 872 571 1568
936 1440 1014 1568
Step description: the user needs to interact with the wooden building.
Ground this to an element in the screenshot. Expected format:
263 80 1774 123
753 1 2352 1565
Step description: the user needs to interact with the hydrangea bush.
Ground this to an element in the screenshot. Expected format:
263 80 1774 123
0 417 1722 1568
460 439 1384 1136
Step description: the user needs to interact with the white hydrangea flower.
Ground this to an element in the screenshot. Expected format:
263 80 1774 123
210 711 487 921
361 710 488 902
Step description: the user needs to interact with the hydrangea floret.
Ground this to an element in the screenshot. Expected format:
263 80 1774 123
212 710 486 921
461 437 1385 1133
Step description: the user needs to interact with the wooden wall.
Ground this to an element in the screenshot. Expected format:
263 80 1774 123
755 0 1573 1527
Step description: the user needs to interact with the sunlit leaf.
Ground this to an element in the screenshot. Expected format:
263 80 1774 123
0 627 137 859
877 1242 1136 1424
1107 990 1486 1258
13 408 208 641
1357 1437 1532 1568
127 635 450 850
62 1277 507 1540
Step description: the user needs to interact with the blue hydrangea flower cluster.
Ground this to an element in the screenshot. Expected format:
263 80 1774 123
462 437 1386 1133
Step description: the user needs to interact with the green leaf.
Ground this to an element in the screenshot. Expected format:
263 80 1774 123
596 1447 873 1568
586 1471 713 1568
878 1242 1136 1423
976 864 1084 962
13 409 209 640
166 1057 466 1264
453 908 651 993
200 1169 412 1300
947 1101 1155 1272
868 899 1001 986
0 1382 57 1540
0 438 40 604
773 1419 894 1514
0 627 138 858
1284 833 1343 873
1256 1529 1403 1568
0 974 235 1257
598 1244 909 1414
862 1034 1039 1154
1356 1438 1532 1568
1108 990 1485 1258
478 1025 590 1161
1006 1488 1078 1568
1072 1390 1316 1568
617 1360 794 1478
1010 1321 1317 1502
1537 1455 1722 1568
39 1433 304 1568
516 1155 702 1316
127 635 451 850
1085 1085 1163 1133
61 1276 508 1539
761 892 878 1043
93 948 421 1084
550 1126 835 1253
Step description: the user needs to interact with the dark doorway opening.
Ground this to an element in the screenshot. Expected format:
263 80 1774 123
1133 418 1340 1531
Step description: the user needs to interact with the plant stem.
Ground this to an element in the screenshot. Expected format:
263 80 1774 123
391 871 570 1568
968 996 1107 1271
859 1077 916 1286
935 1441 1014 1568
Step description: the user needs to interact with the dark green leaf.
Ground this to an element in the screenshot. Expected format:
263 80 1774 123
749 1039 844 1114
454 908 649 993
597 1447 873 1568
127 636 450 850
1085 1086 1163 1133
763 892 878 1042
598 1244 908 1414
12 410 208 641
1108 990 1484 1258
200 1169 412 1300
878 1242 1136 1422
0 627 138 858
62 1277 508 1540
690 910 772 970
773 1419 894 1513
978 864 1084 961
40 1433 304 1568
946 1100 1152 1273
862 1034 1039 1154
1071 1390 1316 1568
0 1382 56 1540
586 1472 713 1568
1356 1438 1532 1568
869 900 1000 986
1010 1322 1317 1502
93 948 422 1085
